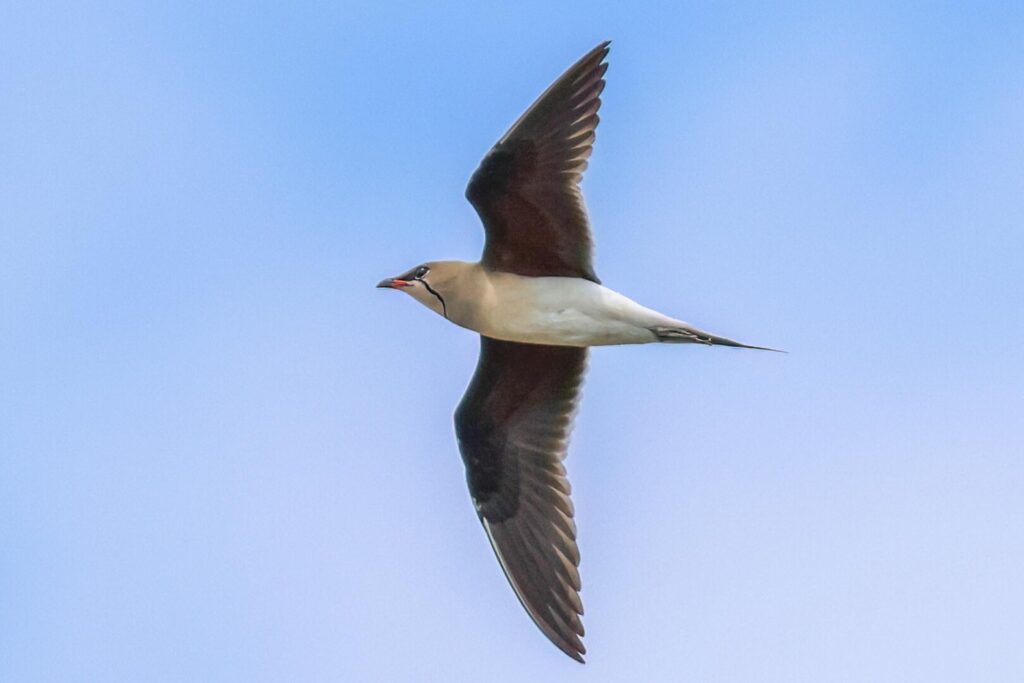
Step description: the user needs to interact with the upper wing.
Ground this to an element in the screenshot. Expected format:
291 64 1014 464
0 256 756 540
465 41 610 283
454 336 588 662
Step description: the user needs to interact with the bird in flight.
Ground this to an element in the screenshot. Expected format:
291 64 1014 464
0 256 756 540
378 41 776 662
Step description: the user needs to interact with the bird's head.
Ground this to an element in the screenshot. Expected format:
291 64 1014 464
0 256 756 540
376 261 467 318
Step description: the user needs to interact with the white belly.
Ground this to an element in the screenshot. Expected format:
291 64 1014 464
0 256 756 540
468 274 675 347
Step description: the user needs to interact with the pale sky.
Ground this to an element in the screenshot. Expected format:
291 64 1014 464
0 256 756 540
3 2 1023 681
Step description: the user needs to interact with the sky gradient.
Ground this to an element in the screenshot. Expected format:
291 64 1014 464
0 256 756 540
3 2 1024 681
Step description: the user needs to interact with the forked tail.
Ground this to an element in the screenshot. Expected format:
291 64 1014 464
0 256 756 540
649 325 784 352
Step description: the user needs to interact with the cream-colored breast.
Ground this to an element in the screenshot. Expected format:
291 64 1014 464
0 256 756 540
450 270 670 347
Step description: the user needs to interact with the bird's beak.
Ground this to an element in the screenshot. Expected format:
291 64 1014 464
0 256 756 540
376 277 412 289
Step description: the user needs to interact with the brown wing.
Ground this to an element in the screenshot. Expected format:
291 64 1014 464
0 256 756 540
465 41 610 283
454 337 588 662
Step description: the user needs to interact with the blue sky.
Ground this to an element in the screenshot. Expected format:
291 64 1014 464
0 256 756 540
2 2 1023 681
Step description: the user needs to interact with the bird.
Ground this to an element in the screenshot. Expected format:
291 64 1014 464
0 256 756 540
377 41 777 663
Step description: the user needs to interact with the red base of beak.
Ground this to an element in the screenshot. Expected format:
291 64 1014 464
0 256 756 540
376 278 413 289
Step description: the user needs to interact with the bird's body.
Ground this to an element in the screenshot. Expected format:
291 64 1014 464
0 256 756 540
478 271 669 346
419 261 760 347
377 41 777 662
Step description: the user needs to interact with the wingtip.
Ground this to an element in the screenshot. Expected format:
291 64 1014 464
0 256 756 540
556 638 587 663
544 627 587 664
583 40 611 61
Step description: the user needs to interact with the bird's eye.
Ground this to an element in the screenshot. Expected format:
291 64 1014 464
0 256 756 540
414 266 429 279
